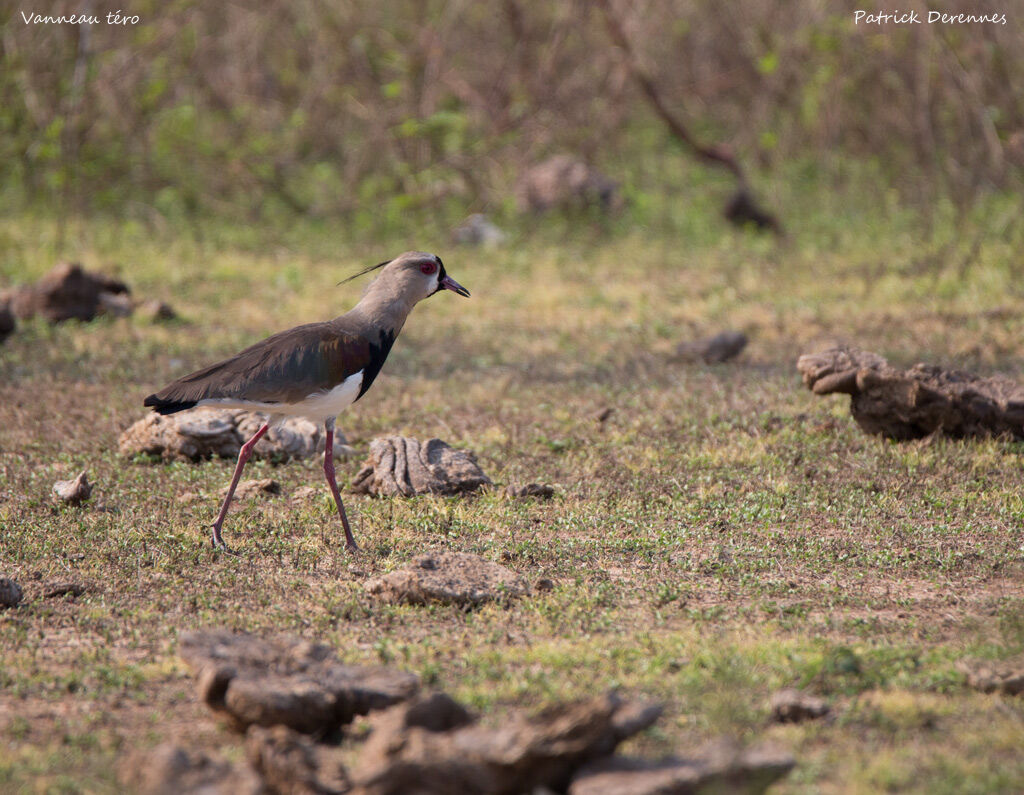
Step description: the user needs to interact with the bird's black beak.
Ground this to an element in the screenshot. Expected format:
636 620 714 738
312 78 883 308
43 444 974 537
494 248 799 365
440 274 470 297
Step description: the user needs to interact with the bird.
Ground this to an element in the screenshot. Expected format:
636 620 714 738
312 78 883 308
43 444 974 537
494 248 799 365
143 251 470 551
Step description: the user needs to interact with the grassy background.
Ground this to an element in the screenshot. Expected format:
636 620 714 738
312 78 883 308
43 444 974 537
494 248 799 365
2 165 1024 793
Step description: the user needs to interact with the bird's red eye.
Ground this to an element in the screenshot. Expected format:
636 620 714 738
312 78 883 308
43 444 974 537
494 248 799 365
420 262 436 275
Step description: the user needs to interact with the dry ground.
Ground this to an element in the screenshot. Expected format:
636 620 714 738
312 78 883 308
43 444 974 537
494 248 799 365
2 210 1024 793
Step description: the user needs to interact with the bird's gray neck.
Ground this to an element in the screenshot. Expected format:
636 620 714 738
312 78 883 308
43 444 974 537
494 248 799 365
345 288 415 336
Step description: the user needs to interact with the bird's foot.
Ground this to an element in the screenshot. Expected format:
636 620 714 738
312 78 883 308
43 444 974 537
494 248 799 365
210 526 236 555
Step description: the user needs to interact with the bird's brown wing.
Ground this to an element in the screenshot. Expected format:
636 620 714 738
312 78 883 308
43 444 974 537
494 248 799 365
144 322 392 414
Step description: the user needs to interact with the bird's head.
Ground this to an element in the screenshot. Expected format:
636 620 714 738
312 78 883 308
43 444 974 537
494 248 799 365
345 251 470 306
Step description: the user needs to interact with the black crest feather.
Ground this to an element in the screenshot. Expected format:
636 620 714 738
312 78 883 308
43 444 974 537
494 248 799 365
339 259 392 286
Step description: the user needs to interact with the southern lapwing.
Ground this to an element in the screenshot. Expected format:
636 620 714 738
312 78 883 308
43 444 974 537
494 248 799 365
144 252 470 551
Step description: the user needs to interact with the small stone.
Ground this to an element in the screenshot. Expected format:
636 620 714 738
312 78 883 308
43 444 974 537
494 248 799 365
769 688 830 723
138 299 177 322
43 582 86 599
452 214 507 248
365 552 528 608
505 483 555 500
0 577 23 608
53 470 93 506
289 486 320 503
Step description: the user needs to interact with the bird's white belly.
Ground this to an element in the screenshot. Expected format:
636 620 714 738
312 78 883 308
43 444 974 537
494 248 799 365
197 370 364 423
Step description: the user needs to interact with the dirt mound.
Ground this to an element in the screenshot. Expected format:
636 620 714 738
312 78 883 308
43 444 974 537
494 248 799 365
365 553 529 607
350 437 491 497
798 346 1024 440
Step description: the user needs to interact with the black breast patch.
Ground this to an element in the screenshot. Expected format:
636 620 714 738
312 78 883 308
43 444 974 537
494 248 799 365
355 327 396 400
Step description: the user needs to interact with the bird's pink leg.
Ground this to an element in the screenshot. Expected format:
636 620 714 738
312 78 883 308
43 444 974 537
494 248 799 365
323 419 359 552
210 422 269 549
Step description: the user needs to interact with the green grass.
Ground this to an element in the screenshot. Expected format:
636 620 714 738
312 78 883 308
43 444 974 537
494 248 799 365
2 173 1024 792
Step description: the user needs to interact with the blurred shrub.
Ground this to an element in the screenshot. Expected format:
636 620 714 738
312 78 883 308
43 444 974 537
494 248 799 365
0 0 1021 226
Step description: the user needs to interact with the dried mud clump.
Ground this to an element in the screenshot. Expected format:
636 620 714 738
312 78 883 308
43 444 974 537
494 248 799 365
798 346 1024 441
6 262 130 323
119 409 351 463
122 631 794 795
570 739 796 795
365 552 529 608
675 330 749 364
118 743 263 795
351 693 664 795
246 725 351 795
179 630 420 734
222 478 281 501
515 155 621 214
505 482 555 500
769 689 830 724
43 582 86 599
351 437 491 497
724 188 783 234
957 659 1024 696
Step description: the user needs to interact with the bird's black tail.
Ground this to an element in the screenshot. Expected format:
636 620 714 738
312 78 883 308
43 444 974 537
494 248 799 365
144 394 197 415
